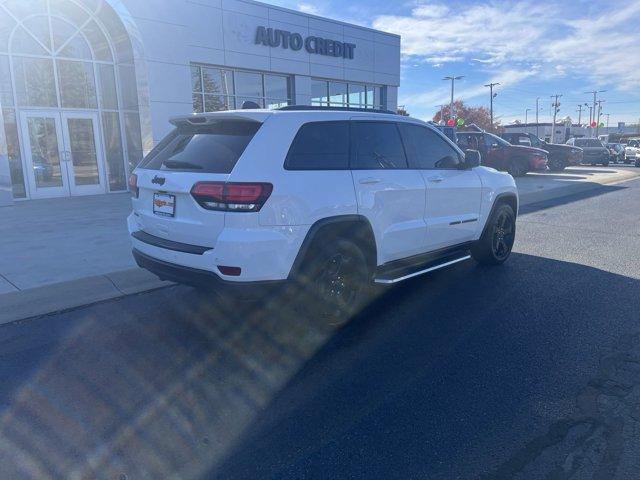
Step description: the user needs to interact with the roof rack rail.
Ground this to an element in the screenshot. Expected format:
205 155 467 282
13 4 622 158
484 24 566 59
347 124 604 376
276 105 397 115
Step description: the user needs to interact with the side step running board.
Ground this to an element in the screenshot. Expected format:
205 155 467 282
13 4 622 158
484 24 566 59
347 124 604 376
374 255 471 285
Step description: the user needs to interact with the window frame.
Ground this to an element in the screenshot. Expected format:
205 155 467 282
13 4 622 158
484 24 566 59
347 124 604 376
284 120 351 171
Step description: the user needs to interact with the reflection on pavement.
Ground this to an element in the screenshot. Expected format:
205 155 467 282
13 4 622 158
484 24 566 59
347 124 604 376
0 288 336 479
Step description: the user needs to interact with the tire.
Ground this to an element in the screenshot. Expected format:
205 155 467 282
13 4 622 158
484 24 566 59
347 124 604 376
507 158 528 177
471 203 516 266
294 237 371 325
548 158 566 172
602 161 609 166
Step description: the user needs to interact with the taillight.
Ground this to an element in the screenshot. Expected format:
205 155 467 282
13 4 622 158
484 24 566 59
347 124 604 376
191 182 273 212
128 173 138 198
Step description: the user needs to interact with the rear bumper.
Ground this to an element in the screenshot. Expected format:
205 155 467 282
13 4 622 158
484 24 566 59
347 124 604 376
133 249 285 298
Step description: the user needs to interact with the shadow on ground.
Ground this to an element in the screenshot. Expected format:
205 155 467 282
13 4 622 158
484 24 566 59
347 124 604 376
1 251 636 478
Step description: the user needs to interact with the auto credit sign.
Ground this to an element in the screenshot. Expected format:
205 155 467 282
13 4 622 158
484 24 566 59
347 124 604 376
255 26 356 59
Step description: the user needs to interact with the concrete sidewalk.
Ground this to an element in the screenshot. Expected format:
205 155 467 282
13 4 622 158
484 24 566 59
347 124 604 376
0 166 638 325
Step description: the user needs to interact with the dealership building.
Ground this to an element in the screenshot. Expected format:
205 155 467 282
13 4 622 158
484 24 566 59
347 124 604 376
0 0 401 203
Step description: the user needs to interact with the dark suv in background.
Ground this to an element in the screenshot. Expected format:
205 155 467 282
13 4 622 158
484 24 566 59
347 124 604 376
457 130 548 176
566 138 610 166
501 132 582 171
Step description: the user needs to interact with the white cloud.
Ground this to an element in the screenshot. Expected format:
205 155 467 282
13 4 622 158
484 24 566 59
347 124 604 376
373 0 640 91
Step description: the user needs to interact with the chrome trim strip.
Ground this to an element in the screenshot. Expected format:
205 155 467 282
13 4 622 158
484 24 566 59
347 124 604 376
374 255 471 285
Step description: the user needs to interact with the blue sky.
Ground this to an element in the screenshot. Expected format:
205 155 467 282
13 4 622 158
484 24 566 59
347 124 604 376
266 0 640 126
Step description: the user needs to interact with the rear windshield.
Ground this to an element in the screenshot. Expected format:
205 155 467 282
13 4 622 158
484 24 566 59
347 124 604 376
574 139 603 148
139 120 262 173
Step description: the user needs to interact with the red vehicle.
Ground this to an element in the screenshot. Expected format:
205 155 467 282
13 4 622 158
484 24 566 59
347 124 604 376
457 131 548 177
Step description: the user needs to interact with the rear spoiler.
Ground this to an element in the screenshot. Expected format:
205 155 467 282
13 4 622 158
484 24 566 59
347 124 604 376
170 111 271 127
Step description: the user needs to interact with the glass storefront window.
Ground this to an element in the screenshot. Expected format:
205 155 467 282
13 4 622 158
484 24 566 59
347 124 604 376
13 56 57 107
191 65 291 113
311 79 328 105
1 1 143 198
329 82 347 106
102 112 126 191
0 55 13 106
311 79 386 109
2 108 26 198
97 64 118 110
57 60 98 108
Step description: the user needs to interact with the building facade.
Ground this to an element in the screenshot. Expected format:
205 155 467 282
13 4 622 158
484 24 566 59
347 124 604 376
0 0 400 201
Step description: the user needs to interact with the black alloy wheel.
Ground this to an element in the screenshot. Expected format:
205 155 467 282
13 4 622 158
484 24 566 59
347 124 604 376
491 208 516 262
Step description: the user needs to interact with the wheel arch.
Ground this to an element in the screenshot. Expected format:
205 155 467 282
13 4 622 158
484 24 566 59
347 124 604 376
289 215 377 279
479 192 518 238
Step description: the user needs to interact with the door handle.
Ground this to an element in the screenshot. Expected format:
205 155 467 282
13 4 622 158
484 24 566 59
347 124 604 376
359 177 381 185
427 175 444 183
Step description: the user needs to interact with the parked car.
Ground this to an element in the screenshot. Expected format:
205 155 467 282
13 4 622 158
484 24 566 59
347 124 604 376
128 107 518 323
623 139 640 166
566 138 610 166
457 130 548 176
605 143 625 163
501 132 582 171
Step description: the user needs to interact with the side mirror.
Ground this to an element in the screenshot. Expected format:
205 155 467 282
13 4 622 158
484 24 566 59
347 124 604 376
463 149 481 168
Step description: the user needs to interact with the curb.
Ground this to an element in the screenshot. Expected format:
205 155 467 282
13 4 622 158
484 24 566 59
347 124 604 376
518 169 638 206
0 269 171 326
1 170 638 326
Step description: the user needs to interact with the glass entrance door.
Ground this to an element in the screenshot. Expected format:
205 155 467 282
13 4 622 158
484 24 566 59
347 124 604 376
19 111 106 198
20 111 68 199
60 112 106 196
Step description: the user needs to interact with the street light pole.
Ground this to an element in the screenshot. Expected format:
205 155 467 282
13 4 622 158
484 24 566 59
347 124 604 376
584 90 606 137
525 108 531 125
484 82 500 129
550 94 562 144
577 104 583 125
443 75 464 121
535 97 540 138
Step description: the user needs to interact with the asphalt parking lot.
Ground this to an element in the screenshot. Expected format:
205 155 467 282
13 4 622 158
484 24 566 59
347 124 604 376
0 171 639 478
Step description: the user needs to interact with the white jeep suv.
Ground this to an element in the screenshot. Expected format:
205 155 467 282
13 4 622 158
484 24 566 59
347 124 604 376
128 107 518 319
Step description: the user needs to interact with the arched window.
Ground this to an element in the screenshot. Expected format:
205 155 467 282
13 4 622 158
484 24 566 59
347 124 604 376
0 0 143 198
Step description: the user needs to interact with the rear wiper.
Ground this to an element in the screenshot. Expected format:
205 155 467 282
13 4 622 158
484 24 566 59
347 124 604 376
162 160 203 169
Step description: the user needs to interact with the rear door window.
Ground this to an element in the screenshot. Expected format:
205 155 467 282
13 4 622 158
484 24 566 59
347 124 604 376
139 120 261 173
285 121 349 170
351 122 408 169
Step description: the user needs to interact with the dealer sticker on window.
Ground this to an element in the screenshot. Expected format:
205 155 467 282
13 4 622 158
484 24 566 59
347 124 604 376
153 193 176 217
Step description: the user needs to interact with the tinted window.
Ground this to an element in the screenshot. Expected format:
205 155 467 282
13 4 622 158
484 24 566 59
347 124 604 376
399 124 460 169
575 138 603 147
351 122 408 169
285 121 349 170
485 133 510 147
140 120 261 173
457 133 482 150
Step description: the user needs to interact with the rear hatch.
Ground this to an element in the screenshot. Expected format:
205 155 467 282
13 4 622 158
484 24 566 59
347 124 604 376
131 113 268 249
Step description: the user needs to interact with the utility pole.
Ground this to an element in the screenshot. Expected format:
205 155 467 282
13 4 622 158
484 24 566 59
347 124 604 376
550 94 562 144
588 105 593 131
525 108 531 124
584 89 606 137
484 82 500 129
440 104 444 124
605 113 610 129
595 99 605 137
443 75 464 121
577 104 584 125
536 97 540 138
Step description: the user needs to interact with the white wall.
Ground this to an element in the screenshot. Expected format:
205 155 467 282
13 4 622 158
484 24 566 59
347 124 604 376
118 0 401 142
